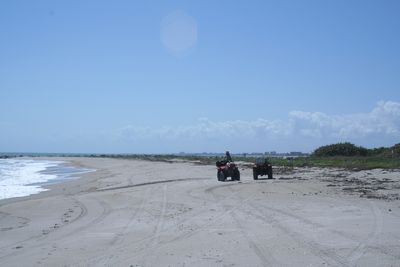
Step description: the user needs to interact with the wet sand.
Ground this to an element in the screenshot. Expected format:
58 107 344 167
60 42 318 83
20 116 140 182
0 157 399 266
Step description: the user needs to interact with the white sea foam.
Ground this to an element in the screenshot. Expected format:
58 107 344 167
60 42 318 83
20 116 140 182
0 159 90 200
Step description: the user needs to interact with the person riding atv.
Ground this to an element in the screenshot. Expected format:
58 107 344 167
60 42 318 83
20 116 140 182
215 151 240 181
225 151 232 162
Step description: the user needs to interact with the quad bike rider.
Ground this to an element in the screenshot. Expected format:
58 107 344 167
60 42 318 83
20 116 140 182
216 151 240 181
253 158 273 179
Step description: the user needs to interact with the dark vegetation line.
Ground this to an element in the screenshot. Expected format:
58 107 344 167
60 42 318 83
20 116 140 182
313 142 400 157
1 143 399 170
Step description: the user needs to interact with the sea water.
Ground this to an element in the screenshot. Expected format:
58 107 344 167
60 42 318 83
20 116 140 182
0 158 93 200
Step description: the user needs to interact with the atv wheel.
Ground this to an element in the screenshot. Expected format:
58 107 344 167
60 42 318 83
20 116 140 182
217 171 225 181
234 169 240 181
268 169 273 179
253 171 258 180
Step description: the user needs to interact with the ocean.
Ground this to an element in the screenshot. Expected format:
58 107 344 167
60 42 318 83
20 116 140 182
0 158 93 200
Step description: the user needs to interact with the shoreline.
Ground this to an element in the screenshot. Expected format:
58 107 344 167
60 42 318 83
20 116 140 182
0 157 399 266
0 158 95 203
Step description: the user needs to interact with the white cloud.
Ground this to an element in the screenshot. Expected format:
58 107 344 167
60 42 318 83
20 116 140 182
118 101 400 143
118 118 292 142
290 101 400 139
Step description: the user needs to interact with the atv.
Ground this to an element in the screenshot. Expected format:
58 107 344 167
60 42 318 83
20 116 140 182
253 158 273 180
216 152 240 181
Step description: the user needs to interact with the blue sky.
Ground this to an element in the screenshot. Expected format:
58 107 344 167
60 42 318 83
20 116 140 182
1 0 399 153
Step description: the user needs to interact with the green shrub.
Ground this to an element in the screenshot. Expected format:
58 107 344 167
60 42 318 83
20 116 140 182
392 143 400 155
313 142 369 157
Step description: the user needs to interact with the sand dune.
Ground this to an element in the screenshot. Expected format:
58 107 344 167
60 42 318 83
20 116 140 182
0 157 399 266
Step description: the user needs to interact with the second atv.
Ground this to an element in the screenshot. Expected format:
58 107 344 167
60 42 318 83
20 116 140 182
253 158 273 180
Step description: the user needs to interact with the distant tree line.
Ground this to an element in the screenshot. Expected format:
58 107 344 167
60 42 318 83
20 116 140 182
312 142 400 157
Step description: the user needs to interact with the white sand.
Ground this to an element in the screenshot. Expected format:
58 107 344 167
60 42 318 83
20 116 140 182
0 157 399 266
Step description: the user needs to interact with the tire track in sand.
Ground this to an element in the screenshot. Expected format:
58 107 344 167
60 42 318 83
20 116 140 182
97 187 153 266
280 182 393 262
139 184 168 267
347 200 383 265
209 183 280 267
209 182 351 266
77 185 169 266
245 196 351 266
116 182 257 265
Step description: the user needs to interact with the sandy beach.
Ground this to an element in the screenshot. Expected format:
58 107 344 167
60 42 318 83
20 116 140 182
0 157 399 267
